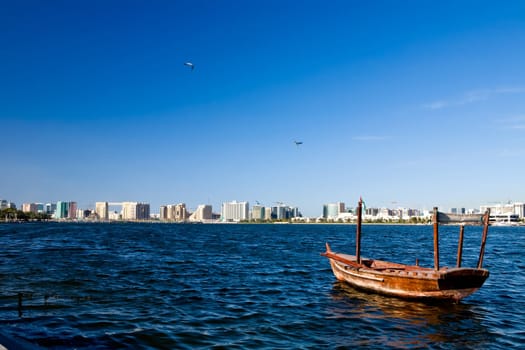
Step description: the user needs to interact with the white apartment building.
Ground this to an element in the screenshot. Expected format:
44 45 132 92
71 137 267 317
121 202 136 220
480 202 525 218
221 201 249 222
121 202 150 220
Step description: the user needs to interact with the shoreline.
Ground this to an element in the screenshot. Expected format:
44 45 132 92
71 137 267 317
3 220 522 226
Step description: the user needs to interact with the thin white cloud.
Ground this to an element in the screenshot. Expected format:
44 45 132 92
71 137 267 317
423 86 525 110
422 101 449 110
461 87 525 104
497 148 525 158
496 115 525 130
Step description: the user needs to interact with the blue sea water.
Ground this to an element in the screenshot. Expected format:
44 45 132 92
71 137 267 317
0 222 524 349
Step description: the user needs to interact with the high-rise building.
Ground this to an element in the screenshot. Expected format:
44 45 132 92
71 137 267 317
95 202 109 220
291 207 302 218
323 203 341 219
164 203 187 221
68 202 77 219
136 202 150 220
53 201 77 219
270 204 301 220
45 203 56 215
166 204 175 220
174 203 186 221
159 206 168 220
0 200 15 210
221 201 249 222
514 203 525 218
55 201 68 219
121 202 137 220
264 207 272 220
55 201 69 219
365 207 379 216
272 205 288 220
190 204 213 222
76 209 89 219
251 205 265 220
22 203 38 213
121 202 150 220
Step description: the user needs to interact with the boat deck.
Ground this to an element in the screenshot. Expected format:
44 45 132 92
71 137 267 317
334 252 439 272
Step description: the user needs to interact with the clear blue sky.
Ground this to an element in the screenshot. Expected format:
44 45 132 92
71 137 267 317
2 0 525 216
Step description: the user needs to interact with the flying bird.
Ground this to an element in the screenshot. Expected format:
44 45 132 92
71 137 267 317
294 141 303 146
184 62 194 70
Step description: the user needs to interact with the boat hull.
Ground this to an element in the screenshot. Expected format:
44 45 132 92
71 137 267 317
326 256 489 302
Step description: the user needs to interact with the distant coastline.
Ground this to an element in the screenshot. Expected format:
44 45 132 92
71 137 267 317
0 219 434 226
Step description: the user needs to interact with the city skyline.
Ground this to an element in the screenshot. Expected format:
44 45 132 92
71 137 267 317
5 196 525 226
3 2 525 218
5 195 523 218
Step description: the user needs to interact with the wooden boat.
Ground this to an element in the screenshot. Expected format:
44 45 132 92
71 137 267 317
322 198 490 302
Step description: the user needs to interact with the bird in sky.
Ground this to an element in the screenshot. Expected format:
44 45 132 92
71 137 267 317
184 62 194 70
294 141 303 146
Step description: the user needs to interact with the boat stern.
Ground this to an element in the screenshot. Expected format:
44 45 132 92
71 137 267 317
438 268 490 291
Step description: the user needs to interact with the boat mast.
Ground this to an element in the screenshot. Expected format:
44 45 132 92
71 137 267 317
356 197 363 264
477 209 490 268
433 207 439 270
456 224 465 268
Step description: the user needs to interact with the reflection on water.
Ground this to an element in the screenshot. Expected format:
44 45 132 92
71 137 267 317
328 282 494 349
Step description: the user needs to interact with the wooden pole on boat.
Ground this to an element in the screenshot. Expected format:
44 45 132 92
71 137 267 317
356 197 363 264
477 209 490 269
456 224 465 268
433 207 439 271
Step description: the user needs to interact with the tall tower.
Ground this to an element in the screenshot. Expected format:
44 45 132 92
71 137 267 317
95 202 109 220
55 201 69 219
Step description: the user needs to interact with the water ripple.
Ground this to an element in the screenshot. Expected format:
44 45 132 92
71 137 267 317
0 223 524 348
